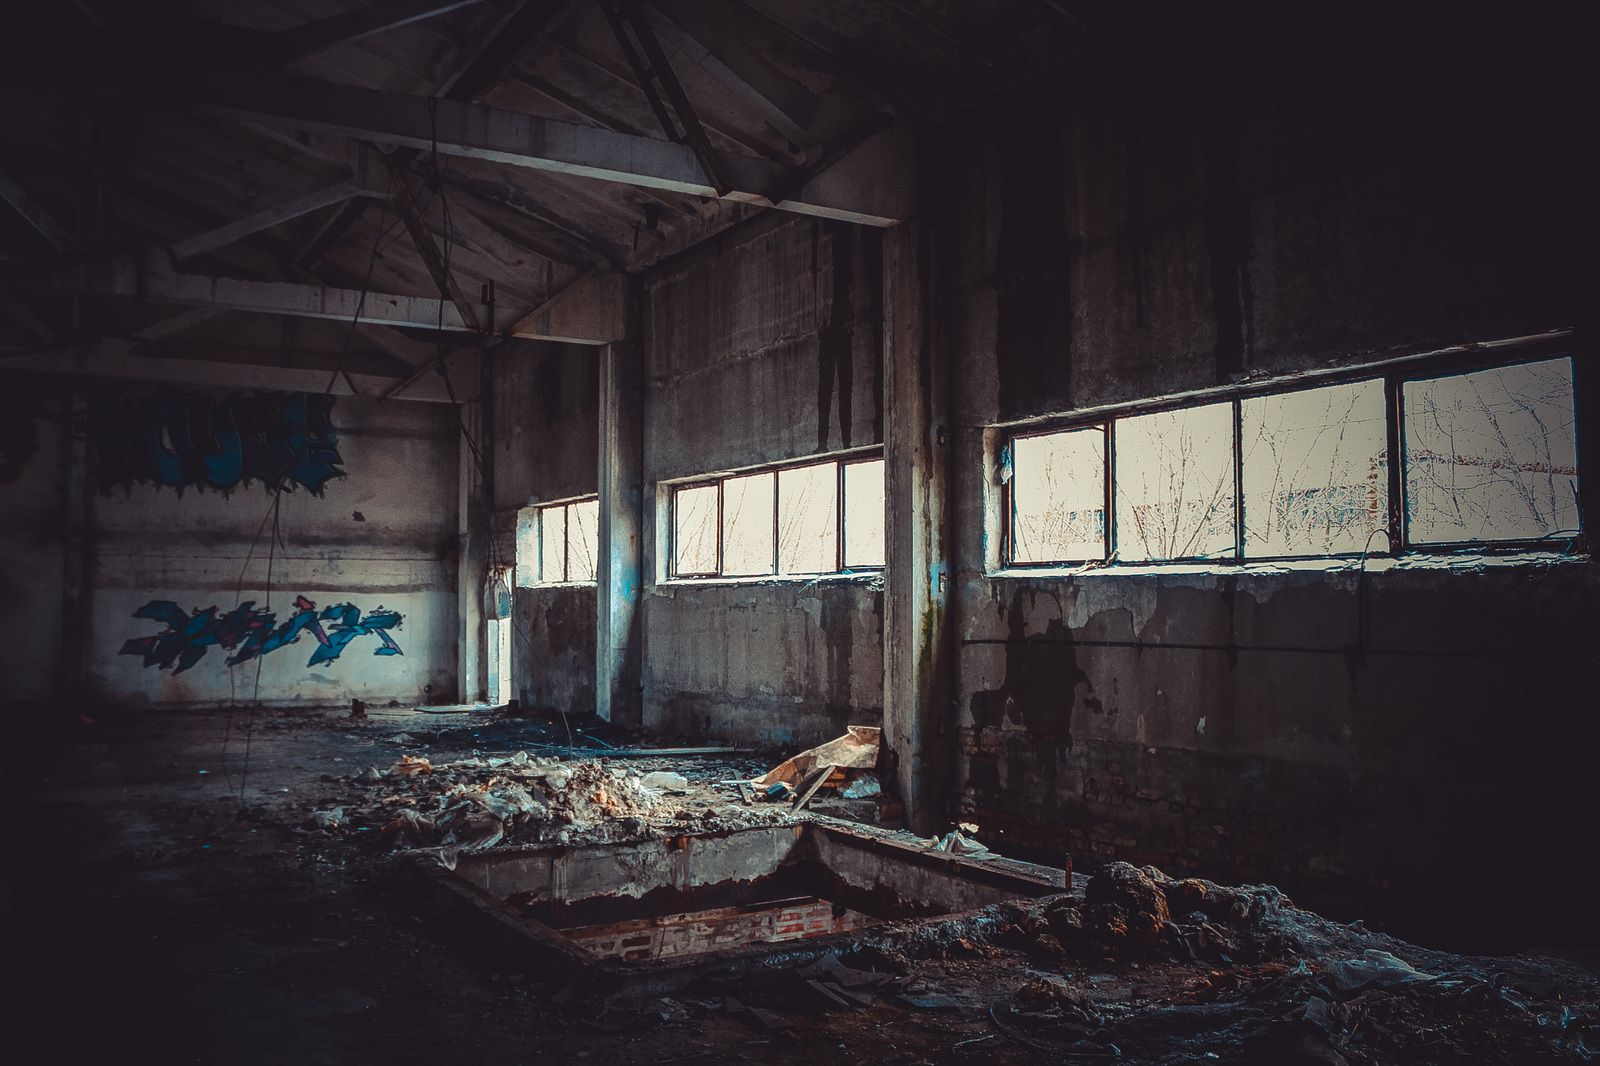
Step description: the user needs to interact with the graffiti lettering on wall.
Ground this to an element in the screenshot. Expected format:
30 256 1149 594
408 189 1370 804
120 595 402 674
92 389 343 494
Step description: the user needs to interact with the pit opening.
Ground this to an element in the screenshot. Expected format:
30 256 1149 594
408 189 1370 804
417 820 1064 991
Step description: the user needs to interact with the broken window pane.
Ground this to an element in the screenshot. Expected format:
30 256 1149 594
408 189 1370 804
1242 380 1389 557
568 499 599 582
1011 427 1106 562
515 507 538 587
1404 358 1580 543
778 461 838 574
1114 402 1236 561
843 459 886 568
539 504 566 582
722 471 775 576
674 484 719 575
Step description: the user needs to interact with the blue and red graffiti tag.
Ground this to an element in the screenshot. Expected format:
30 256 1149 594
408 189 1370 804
120 596 402 674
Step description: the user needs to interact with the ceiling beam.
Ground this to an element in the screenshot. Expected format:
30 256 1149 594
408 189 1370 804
195 77 910 226
640 2 819 154
131 305 231 342
0 285 57 343
0 167 73 250
169 180 383 262
15 246 628 343
277 0 491 62
376 151 481 331
0 339 459 400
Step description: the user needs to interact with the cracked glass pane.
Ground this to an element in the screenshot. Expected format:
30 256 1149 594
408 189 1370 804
673 484 719 575
843 459 886 568
778 461 838 574
1404 358 1579 544
568 499 599 582
1242 380 1389 557
539 504 566 582
722 471 775 576
1114 402 1236 561
1011 427 1106 562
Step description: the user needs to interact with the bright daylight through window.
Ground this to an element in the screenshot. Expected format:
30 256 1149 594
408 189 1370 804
671 457 885 579
516 498 599 585
1004 353 1579 566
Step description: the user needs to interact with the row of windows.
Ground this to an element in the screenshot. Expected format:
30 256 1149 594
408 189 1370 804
1006 355 1580 565
672 457 885 578
511 352 1582 585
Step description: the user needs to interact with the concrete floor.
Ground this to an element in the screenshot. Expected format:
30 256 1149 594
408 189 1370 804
4 707 1054 1066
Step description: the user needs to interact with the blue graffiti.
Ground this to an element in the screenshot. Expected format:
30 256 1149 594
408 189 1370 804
92 389 343 495
120 595 402 674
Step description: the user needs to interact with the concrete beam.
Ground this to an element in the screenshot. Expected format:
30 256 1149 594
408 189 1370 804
0 339 449 399
169 180 383 262
882 220 949 835
192 76 911 226
19 246 627 343
597 340 644 726
278 0 490 61
0 167 72 250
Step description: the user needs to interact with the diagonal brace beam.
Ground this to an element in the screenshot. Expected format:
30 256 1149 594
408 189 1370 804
376 151 481 332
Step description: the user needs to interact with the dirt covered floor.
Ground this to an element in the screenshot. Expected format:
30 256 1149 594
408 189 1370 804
6 705 1599 1065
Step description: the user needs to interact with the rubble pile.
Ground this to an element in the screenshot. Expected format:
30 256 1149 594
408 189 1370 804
299 752 800 861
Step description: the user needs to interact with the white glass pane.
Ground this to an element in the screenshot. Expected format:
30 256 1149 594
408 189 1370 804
843 459 886 568
1114 403 1236 561
722 472 775 576
1242 380 1388 557
568 499 599 582
1011 429 1106 562
539 505 566 582
1404 358 1579 543
515 506 539 587
778 461 838 574
674 484 719 575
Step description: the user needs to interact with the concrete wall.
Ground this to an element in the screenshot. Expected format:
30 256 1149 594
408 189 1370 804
0 380 66 702
492 342 600 714
2 387 461 708
935 0 1599 946
640 215 885 746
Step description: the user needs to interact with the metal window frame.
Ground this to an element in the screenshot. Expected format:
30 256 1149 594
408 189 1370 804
840 455 887 570
999 334 1584 569
664 448 886 581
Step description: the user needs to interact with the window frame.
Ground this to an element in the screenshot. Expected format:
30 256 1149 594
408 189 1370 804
521 495 600 586
997 335 1584 570
666 450 886 581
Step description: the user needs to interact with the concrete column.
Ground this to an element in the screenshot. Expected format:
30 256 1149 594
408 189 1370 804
457 399 487 704
56 383 90 712
882 221 950 835
597 341 644 726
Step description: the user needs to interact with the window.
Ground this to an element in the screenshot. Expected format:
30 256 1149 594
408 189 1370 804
669 456 885 579
1002 350 1580 566
516 497 599 585
1403 359 1580 544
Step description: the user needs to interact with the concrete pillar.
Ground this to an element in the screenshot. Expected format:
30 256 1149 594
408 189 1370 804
457 398 487 704
56 383 90 712
597 341 644 726
882 221 950 835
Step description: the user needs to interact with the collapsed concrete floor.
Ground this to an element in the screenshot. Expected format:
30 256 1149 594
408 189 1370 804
8 706 1599 1066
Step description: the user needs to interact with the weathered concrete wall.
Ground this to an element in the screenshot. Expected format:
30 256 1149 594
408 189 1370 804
644 215 882 481
643 580 882 748
639 214 886 745
489 342 601 713
0 381 66 703
81 395 459 707
492 341 599 511
937 0 1599 946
